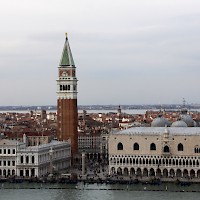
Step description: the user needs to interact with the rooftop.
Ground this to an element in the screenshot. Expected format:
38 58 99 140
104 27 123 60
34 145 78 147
113 127 200 136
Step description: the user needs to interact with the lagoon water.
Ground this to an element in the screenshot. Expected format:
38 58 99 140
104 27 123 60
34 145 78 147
0 183 200 200
1 189 200 200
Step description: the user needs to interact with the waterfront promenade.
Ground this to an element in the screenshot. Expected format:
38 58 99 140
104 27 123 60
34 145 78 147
1 160 200 185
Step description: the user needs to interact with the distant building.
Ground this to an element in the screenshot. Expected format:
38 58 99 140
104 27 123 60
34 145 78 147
78 131 101 160
5 132 54 146
100 130 109 159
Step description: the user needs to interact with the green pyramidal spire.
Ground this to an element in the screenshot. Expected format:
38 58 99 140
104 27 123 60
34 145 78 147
59 33 75 67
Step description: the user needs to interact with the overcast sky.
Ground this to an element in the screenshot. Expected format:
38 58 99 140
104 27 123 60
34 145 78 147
0 0 200 106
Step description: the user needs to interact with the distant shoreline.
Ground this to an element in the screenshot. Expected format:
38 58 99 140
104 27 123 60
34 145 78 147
1 104 200 111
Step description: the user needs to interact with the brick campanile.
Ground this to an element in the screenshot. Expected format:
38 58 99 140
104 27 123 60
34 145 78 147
57 33 78 156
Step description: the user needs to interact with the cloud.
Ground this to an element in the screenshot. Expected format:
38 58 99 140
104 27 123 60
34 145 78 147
0 0 200 105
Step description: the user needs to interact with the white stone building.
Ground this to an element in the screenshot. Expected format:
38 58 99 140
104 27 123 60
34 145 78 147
0 139 25 176
16 140 71 177
0 138 71 177
109 126 200 178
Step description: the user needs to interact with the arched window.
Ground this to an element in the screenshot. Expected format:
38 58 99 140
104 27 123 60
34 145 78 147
117 142 123 150
150 143 156 150
164 146 170 153
68 85 70 90
20 156 24 164
26 156 29 164
178 143 184 151
32 156 35 164
133 143 139 150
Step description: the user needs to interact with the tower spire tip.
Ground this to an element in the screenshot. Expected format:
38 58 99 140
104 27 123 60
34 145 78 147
65 32 68 38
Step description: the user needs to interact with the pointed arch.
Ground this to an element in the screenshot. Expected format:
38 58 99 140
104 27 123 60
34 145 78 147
143 168 148 177
169 169 175 177
164 146 170 152
130 168 135 175
163 168 168 177
150 168 155 176
178 143 184 151
176 169 182 177
117 142 123 150
133 143 139 150
124 168 129 176
190 169 195 178
150 143 156 150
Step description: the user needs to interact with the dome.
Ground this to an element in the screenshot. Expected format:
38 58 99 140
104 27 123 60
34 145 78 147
151 116 171 127
171 120 188 127
180 114 195 127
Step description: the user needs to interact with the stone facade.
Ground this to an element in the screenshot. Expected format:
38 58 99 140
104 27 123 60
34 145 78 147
16 140 71 177
0 139 71 177
109 127 200 178
0 139 25 177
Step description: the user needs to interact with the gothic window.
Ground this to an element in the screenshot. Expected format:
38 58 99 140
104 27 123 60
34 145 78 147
150 143 156 150
178 143 184 151
68 85 70 90
163 146 170 153
194 146 200 153
60 85 63 91
117 142 123 150
133 143 139 150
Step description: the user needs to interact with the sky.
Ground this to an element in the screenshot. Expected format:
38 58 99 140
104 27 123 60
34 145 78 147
0 0 200 106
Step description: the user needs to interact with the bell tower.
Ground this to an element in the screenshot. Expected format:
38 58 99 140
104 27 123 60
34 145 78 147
57 33 78 156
